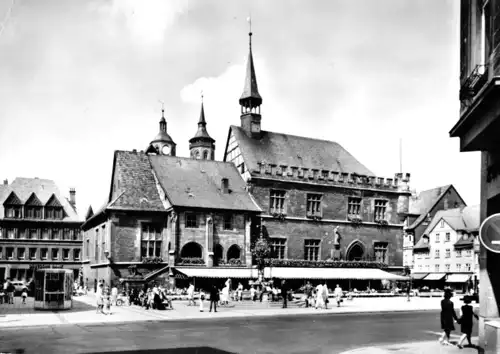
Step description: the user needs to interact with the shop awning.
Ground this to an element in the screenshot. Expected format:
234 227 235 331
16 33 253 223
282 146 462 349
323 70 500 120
446 274 471 283
175 267 258 279
263 267 408 280
423 273 446 281
410 273 429 280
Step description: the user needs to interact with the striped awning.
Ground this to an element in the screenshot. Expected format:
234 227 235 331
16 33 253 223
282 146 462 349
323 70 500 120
423 273 446 281
446 274 471 283
263 267 408 280
174 267 258 279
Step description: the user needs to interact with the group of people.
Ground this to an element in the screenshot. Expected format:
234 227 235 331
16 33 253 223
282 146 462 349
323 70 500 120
301 282 344 309
1 278 29 304
95 282 117 315
439 288 478 349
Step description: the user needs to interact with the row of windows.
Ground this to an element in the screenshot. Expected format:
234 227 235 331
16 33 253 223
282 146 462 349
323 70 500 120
0 247 80 261
416 263 473 272
416 249 473 259
0 227 81 240
433 232 451 243
184 214 235 230
269 191 388 221
4 206 65 220
266 238 388 262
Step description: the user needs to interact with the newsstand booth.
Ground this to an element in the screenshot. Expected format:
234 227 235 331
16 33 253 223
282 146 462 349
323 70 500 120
34 268 73 310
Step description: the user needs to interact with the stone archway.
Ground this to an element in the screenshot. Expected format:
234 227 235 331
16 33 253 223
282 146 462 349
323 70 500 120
346 241 365 261
227 244 241 261
180 242 203 258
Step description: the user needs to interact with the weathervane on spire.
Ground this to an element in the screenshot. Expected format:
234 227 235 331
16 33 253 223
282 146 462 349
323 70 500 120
201 90 204 103
247 14 252 48
158 99 165 117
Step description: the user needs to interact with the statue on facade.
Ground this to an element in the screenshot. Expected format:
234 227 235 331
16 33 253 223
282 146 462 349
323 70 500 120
333 226 342 248
206 216 214 253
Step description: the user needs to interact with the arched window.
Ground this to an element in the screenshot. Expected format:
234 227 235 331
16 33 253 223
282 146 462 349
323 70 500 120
227 244 241 261
194 150 200 159
214 244 224 262
203 150 208 160
346 241 364 261
180 242 202 258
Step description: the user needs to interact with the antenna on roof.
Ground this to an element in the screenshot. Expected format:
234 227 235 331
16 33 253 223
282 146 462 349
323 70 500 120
399 138 403 174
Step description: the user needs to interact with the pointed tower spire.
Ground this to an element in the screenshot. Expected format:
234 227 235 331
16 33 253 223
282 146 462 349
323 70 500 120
190 92 215 160
239 27 262 109
240 18 263 139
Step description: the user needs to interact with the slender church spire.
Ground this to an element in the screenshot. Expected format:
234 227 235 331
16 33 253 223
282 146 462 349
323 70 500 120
239 19 262 110
239 18 263 139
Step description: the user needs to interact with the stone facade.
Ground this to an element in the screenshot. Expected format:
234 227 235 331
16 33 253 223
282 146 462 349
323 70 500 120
249 177 407 267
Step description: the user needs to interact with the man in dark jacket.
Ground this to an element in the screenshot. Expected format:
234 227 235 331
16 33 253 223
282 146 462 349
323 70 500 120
209 284 219 312
281 280 289 308
304 281 313 308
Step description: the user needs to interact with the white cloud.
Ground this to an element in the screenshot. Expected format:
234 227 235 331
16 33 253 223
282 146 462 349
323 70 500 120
99 0 189 44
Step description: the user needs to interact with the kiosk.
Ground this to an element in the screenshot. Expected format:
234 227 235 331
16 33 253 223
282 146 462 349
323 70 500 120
34 268 73 310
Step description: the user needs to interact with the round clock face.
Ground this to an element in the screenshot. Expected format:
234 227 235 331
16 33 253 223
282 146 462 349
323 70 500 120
162 145 171 155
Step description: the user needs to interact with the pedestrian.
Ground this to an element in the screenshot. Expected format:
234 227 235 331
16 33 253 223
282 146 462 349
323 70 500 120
21 288 28 304
187 282 195 306
457 296 479 349
406 281 411 302
6 279 14 305
3 278 9 304
104 288 112 315
281 280 288 309
322 282 329 309
334 284 343 307
209 284 219 312
111 285 118 306
250 285 256 302
237 282 243 301
315 283 324 309
304 281 313 308
96 283 105 314
439 289 459 345
199 289 205 312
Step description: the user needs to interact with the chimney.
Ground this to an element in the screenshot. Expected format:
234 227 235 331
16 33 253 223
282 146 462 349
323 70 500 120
3 179 7 185
69 188 76 207
221 178 229 194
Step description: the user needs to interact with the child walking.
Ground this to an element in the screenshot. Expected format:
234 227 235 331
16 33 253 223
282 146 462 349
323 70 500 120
21 288 28 304
457 296 479 349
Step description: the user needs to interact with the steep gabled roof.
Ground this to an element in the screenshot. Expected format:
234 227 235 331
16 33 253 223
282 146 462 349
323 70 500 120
25 193 43 206
406 185 466 230
422 205 480 236
85 206 94 220
3 191 22 205
0 178 81 222
227 126 374 177
45 194 62 207
149 155 261 212
107 151 165 211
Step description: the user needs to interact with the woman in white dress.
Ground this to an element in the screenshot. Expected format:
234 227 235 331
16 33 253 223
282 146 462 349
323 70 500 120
315 283 324 309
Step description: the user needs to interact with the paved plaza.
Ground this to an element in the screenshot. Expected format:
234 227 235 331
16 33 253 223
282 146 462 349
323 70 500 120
0 294 474 328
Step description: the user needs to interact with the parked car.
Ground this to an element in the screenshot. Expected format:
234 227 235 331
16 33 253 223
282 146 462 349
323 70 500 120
11 281 28 295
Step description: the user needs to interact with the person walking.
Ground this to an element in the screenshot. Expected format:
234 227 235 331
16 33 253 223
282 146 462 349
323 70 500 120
199 289 206 312
111 285 118 306
322 282 329 309
334 284 343 307
187 282 195 306
439 289 459 345
457 296 479 349
95 283 106 314
281 280 289 309
209 284 219 312
304 281 313 308
315 283 324 309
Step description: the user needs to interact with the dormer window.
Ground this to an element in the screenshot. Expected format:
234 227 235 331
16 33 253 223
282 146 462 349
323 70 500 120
5 206 22 218
45 207 64 220
221 178 229 194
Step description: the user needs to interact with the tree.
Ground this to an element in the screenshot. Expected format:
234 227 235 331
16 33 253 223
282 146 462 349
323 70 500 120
252 237 271 281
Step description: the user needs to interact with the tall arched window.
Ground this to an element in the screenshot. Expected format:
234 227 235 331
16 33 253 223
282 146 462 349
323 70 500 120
203 151 208 160
194 151 200 159
227 244 241 261
214 244 224 263
346 241 364 261
180 242 202 258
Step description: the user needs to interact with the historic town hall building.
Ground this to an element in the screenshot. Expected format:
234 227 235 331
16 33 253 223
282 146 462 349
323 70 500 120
223 31 411 282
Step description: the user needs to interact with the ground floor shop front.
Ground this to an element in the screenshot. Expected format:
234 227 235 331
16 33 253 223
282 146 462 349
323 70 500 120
0 262 81 282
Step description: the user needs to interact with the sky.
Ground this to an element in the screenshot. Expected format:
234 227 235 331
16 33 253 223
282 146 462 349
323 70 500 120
0 0 479 216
